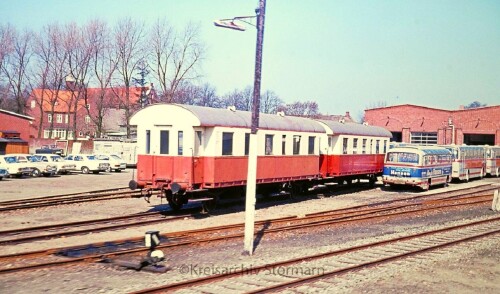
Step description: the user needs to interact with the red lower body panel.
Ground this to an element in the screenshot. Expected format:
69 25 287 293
320 154 385 178
136 155 319 190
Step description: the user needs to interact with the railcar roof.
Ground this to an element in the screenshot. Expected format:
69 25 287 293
176 104 325 133
316 120 392 137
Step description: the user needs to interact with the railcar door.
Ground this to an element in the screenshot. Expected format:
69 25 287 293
192 129 204 185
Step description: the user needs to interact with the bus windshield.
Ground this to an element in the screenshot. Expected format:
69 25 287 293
386 152 419 164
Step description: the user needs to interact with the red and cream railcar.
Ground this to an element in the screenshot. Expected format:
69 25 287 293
316 120 392 185
129 104 325 209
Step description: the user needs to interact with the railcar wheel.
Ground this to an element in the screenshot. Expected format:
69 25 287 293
165 190 183 211
31 168 40 177
202 198 217 213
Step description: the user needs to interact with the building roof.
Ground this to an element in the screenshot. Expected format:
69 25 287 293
0 108 34 121
365 103 500 113
317 119 393 137
30 86 152 113
178 104 325 133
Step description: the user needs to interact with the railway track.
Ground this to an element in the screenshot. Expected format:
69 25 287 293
0 208 200 245
0 187 495 275
0 187 156 211
133 217 500 293
0 184 494 245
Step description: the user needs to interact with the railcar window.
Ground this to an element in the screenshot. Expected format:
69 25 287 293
265 135 274 155
343 138 348 154
222 132 233 155
308 136 315 155
362 139 367 154
353 139 358 154
282 135 286 155
159 130 169 154
376 140 380 154
146 130 151 154
293 135 301 155
178 131 183 155
328 136 332 149
383 141 387 153
194 131 202 156
244 133 250 155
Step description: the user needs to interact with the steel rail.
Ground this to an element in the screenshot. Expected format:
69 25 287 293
130 217 500 293
0 194 492 275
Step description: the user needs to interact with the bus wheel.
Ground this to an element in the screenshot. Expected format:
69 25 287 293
421 180 430 191
368 176 376 188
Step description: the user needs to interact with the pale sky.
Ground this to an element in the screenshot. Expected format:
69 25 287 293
1 0 499 120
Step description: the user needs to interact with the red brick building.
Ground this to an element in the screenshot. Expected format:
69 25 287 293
26 84 155 141
0 109 33 154
364 104 500 146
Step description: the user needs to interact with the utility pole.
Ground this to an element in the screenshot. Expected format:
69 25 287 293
214 0 266 255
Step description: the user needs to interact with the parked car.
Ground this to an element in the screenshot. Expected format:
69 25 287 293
33 154 77 175
94 154 127 172
0 155 33 178
0 166 8 180
25 155 57 177
65 154 110 174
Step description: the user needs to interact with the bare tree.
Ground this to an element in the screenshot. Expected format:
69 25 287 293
260 90 283 114
279 100 320 117
221 86 253 111
87 20 117 138
192 83 221 108
0 24 15 110
0 24 14 72
112 18 145 138
2 29 33 114
150 19 205 102
32 23 70 138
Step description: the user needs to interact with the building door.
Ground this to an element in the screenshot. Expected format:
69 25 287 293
464 134 494 145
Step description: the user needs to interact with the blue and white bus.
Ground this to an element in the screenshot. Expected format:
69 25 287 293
383 145 452 190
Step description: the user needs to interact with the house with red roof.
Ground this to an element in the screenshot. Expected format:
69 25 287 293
26 81 156 141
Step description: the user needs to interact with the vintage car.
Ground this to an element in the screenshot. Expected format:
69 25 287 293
0 155 33 177
94 154 127 172
65 154 110 174
33 154 77 175
0 166 8 180
25 154 58 177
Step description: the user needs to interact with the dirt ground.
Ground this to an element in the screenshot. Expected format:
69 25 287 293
0 171 499 293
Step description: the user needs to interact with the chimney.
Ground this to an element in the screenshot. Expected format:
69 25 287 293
65 74 76 90
345 111 351 118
